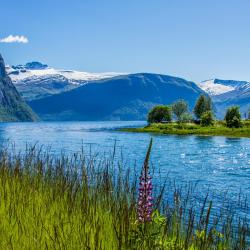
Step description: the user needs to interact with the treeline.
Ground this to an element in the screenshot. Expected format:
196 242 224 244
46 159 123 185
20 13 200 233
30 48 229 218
148 95 250 128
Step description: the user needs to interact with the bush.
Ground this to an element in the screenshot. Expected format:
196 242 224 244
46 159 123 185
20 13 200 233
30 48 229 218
180 112 193 123
201 111 214 126
224 106 242 128
194 95 212 120
175 113 193 129
147 105 172 124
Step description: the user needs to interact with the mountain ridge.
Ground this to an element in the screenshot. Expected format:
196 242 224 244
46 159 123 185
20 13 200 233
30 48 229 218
6 62 124 100
6 60 250 121
0 54 38 122
29 72 204 121
199 78 250 118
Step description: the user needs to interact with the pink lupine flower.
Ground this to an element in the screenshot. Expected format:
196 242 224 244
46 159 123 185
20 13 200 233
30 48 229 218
137 139 153 223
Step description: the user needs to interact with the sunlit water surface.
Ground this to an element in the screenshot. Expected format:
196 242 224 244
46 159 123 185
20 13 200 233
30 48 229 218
0 121 249 220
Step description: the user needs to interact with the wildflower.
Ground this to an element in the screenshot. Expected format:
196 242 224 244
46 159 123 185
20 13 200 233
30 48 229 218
137 139 153 223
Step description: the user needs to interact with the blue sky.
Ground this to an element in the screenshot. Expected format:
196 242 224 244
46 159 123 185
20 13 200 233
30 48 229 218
1 0 250 82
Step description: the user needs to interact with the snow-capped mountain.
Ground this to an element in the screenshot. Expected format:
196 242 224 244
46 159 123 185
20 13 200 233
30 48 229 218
28 73 204 121
6 62 123 84
198 79 235 96
199 79 250 118
5 61 250 120
6 62 123 100
198 79 250 96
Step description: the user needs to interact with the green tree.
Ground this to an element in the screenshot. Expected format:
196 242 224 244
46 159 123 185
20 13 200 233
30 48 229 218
201 111 214 126
172 99 189 123
248 109 250 120
180 112 193 123
193 95 212 120
147 105 172 124
224 106 242 128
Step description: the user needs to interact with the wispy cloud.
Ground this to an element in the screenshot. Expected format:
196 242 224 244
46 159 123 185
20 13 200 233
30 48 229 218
0 35 29 43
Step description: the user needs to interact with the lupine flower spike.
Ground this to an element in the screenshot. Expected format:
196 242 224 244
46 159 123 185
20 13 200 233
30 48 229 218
137 138 153 223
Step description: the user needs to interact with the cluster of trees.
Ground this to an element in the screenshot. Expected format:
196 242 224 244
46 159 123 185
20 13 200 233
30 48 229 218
148 95 247 128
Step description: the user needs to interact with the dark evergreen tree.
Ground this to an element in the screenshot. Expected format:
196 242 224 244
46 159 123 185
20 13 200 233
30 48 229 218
193 95 212 120
224 106 241 128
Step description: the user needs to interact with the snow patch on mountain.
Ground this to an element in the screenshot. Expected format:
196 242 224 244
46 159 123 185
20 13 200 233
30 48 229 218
198 79 235 96
6 62 124 85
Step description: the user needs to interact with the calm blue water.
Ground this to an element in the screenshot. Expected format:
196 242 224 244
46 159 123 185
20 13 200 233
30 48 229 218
0 121 249 216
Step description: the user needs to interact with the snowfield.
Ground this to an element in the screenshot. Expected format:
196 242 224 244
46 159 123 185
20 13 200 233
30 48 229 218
6 63 124 85
198 79 235 96
5 62 125 101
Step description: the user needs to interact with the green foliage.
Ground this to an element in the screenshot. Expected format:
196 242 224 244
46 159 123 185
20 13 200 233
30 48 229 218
224 106 242 128
147 105 172 124
201 111 214 127
248 109 250 120
124 121 250 137
130 210 167 249
171 99 189 123
180 112 193 123
194 95 212 120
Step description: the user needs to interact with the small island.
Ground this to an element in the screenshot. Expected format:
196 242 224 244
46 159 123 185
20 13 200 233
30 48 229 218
122 95 250 138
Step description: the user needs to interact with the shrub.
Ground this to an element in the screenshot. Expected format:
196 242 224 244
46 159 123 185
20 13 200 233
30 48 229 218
194 95 212 120
224 106 242 128
200 111 214 126
147 105 172 124
171 99 188 123
180 112 193 123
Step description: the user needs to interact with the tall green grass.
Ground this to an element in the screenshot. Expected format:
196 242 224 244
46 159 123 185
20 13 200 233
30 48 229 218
0 144 248 249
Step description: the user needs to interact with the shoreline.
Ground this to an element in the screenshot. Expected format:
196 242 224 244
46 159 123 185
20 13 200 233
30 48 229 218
120 122 250 138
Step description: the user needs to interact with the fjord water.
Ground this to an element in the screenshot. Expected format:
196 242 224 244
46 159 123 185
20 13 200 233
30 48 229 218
0 121 249 212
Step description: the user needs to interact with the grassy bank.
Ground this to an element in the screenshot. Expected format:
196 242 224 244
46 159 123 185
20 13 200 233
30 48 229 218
122 120 250 138
0 146 248 249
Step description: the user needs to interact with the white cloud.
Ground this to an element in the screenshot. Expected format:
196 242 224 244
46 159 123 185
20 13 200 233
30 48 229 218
0 35 28 44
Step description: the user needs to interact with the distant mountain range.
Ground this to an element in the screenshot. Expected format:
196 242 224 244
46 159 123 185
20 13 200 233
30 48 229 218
6 62 123 101
28 73 204 121
5 61 250 121
199 79 250 118
0 55 38 122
